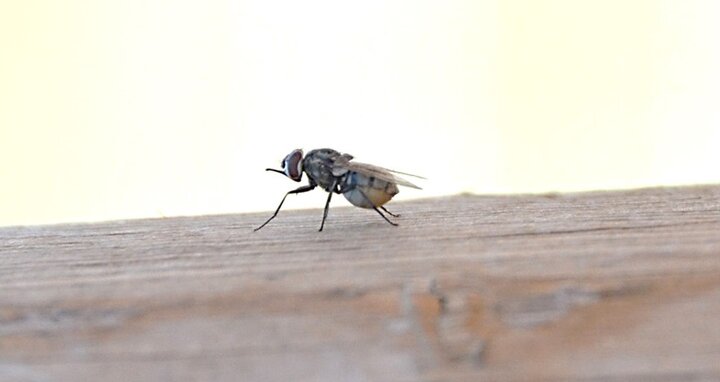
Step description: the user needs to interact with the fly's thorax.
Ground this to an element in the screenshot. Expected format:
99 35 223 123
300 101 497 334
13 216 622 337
302 149 344 191
342 171 399 209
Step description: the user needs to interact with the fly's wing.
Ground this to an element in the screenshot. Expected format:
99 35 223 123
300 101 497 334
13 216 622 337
335 160 423 189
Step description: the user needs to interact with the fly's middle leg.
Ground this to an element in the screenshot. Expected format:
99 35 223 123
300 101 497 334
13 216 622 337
318 180 338 232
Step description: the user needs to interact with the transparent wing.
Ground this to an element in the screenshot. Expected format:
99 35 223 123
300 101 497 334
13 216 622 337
335 160 423 189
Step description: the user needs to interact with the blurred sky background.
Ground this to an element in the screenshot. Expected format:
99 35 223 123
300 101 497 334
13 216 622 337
1 0 719 227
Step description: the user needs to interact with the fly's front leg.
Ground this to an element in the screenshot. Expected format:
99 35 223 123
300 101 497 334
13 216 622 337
254 184 316 231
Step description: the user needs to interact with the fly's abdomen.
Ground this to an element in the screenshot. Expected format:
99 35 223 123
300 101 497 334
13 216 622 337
342 172 399 209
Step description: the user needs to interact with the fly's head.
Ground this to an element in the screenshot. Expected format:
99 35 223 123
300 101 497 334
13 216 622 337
266 149 304 182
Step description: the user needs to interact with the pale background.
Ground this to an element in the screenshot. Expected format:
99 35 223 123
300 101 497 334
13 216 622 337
1 0 718 227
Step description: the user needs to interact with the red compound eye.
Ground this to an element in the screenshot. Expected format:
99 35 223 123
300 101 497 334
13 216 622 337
282 149 303 182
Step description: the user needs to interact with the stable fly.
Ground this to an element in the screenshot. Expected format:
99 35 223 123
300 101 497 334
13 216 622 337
255 148 423 232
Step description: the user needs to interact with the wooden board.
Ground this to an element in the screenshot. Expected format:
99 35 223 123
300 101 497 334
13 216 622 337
1 185 719 381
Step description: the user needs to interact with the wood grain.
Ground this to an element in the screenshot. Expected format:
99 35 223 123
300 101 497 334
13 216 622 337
1 185 719 381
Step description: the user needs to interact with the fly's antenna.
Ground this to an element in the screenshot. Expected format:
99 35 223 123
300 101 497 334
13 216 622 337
266 168 285 175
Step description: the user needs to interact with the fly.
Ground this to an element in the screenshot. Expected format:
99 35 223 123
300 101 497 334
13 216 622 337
254 148 423 232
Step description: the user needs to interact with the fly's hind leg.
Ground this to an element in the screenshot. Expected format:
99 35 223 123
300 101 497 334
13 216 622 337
356 189 398 227
372 206 398 226
380 206 400 218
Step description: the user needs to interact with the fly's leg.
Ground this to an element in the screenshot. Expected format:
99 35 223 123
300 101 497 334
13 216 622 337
254 184 316 231
319 191 333 232
357 189 398 227
380 206 400 218
318 180 338 232
373 206 398 226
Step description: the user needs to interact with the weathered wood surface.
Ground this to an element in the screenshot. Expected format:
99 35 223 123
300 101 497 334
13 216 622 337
1 185 720 382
